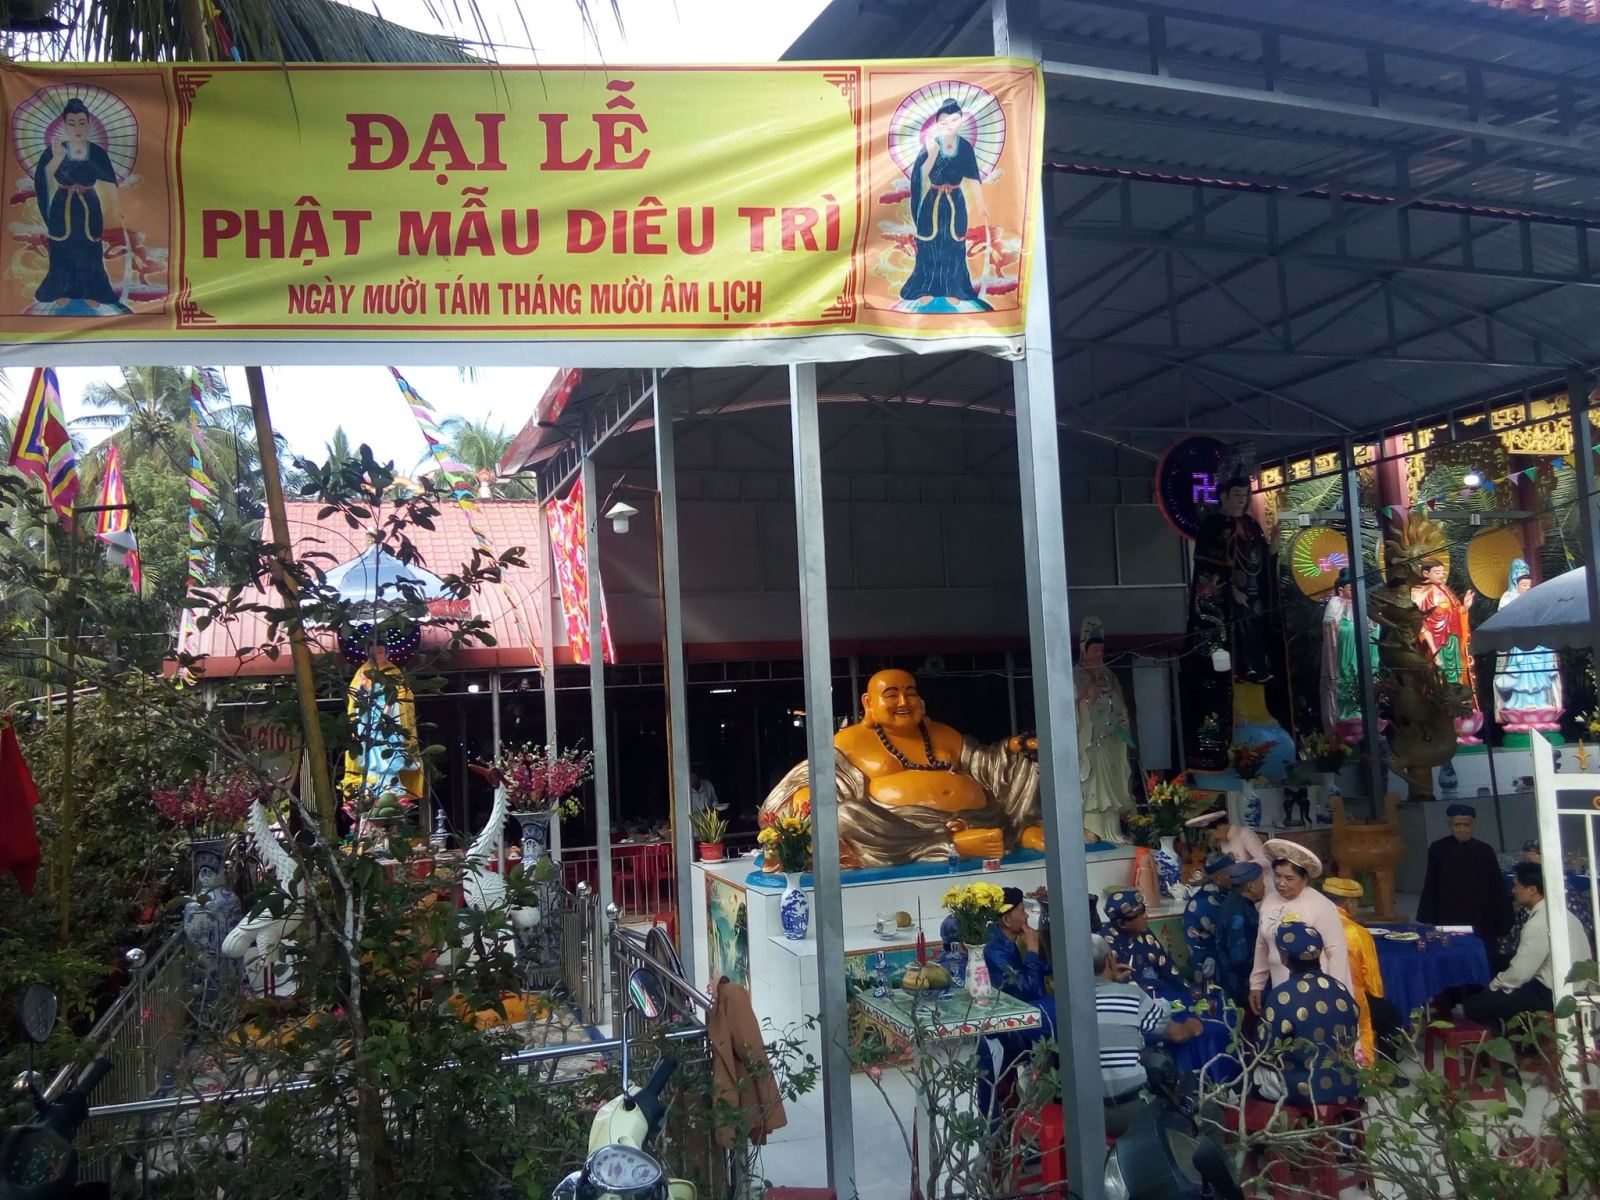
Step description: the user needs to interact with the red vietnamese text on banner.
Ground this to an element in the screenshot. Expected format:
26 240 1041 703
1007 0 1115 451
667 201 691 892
94 444 142 594
544 477 614 665
7 366 78 524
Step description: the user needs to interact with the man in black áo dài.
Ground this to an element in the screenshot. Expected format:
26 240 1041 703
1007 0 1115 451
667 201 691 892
1418 803 1512 964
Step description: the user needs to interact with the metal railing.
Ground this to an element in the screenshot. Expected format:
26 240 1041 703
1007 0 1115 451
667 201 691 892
45 927 190 1109
50 883 694 1196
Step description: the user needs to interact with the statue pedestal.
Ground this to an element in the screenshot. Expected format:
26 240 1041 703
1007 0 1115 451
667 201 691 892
689 846 1173 1068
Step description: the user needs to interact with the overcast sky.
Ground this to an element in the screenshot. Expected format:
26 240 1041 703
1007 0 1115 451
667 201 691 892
0 0 829 473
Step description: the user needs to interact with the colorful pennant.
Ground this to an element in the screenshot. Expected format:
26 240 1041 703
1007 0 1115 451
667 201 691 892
93 445 141 594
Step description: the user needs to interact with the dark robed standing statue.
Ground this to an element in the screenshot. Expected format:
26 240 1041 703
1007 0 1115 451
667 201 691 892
1180 473 1287 771
1418 803 1512 957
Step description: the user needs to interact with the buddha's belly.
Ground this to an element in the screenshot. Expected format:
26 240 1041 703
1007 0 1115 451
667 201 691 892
866 769 988 812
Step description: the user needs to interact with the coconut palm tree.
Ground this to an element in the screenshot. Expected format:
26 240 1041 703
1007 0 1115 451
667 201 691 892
436 415 533 497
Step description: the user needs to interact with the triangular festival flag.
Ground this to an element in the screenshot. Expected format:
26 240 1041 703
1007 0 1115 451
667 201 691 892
7 367 79 526
93 445 141 594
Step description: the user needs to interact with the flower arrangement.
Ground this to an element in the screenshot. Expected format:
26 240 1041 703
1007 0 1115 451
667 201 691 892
1141 772 1200 840
1298 731 1352 773
151 770 264 831
493 743 594 817
942 880 1007 945
1227 742 1272 780
758 799 812 873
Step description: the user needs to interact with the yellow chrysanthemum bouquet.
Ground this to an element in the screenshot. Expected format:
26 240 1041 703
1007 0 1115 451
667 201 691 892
943 880 1006 945
757 796 813 873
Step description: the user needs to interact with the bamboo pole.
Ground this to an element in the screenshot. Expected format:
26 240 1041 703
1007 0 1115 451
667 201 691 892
244 366 336 842
55 521 77 944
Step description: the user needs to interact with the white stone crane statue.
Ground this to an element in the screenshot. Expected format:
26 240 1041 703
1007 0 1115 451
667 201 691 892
221 793 304 998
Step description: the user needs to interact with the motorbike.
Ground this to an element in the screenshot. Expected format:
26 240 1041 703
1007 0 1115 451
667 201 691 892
1 984 113 1200
1102 1049 1244 1200
552 966 695 1200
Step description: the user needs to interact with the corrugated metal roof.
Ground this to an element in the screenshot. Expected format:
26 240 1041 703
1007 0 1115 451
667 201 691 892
180 499 551 678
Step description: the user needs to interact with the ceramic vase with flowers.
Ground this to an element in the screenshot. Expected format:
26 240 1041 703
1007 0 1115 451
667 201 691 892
493 742 593 871
1139 773 1200 898
759 799 814 939
943 881 1005 1000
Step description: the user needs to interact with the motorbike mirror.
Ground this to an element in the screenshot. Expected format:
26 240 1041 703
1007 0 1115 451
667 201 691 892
18 983 59 1045
627 968 667 1022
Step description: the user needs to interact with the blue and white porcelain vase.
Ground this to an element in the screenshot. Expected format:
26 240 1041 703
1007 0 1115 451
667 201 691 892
1155 836 1182 897
1244 790 1263 830
780 873 810 940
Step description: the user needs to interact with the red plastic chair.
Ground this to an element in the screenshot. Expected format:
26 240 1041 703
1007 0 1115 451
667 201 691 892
1264 1104 1369 1200
1425 1020 1506 1101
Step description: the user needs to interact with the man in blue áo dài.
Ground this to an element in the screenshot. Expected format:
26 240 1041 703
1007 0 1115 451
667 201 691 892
1104 888 1185 1001
1218 861 1266 1006
1183 852 1236 982
1257 920 1360 1110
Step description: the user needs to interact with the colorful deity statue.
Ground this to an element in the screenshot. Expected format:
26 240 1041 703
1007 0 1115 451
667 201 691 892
1411 557 1482 744
1075 616 1133 844
760 669 1053 869
341 640 422 821
1493 559 1564 733
1320 569 1379 745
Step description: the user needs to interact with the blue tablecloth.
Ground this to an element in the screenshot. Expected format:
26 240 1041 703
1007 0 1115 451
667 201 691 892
1370 924 1491 1028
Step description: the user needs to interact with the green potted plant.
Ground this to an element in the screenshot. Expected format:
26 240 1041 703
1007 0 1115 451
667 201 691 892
692 808 728 861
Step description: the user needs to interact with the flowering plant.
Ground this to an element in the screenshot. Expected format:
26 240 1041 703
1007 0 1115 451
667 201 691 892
942 880 1007 945
493 743 593 817
1143 772 1200 839
151 770 264 831
758 799 812 873
1227 742 1272 780
1298 731 1352 772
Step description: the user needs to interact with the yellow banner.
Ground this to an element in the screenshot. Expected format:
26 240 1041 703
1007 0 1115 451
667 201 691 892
0 61 1042 367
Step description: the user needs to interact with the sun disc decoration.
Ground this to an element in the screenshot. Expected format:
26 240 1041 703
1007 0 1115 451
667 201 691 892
1466 525 1524 598
1289 527 1350 598
888 80 1007 182
11 83 139 184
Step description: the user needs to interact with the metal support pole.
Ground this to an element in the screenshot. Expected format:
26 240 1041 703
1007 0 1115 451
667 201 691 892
1568 370 1600 678
1341 438 1386 814
245 366 336 843
995 3 1105 1195
789 362 855 1192
583 455 613 1023
488 670 502 852
654 376 697 937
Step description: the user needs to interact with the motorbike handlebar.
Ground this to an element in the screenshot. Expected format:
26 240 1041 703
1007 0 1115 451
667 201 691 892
43 1059 111 1139
639 1056 677 1105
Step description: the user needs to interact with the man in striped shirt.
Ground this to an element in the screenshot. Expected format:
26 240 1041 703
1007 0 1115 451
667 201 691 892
1093 934 1201 1134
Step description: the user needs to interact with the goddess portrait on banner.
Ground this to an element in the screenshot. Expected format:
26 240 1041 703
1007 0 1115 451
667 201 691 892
875 81 1017 314
9 84 146 316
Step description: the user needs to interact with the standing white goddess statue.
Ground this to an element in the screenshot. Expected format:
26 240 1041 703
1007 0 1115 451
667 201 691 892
1075 616 1134 844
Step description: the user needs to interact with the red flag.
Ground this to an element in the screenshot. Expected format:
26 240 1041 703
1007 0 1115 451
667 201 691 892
0 722 42 895
93 445 142 594
7 367 79 525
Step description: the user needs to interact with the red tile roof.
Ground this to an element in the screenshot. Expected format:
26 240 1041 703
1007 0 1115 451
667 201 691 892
176 498 550 678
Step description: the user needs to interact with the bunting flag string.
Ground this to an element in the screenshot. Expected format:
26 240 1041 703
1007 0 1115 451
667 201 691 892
388 368 539 660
